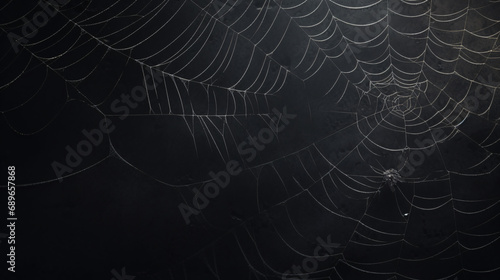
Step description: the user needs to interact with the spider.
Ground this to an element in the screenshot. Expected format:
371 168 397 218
383 168 403 192
366 167 403 207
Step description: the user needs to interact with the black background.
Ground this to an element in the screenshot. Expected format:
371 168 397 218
1 0 500 279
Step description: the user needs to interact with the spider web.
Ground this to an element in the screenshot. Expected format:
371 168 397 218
1 0 500 279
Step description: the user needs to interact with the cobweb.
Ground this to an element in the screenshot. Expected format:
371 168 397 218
1 0 500 279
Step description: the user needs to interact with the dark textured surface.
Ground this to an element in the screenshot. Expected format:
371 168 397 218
1 0 500 279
